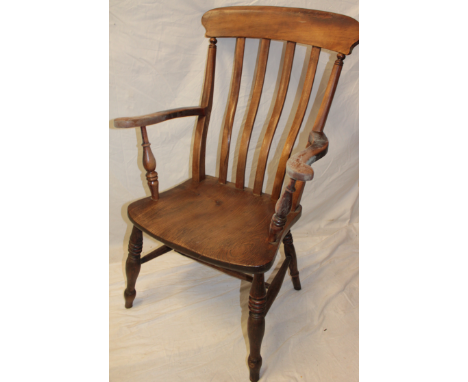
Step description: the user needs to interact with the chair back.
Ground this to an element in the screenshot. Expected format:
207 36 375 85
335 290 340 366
191 6 359 201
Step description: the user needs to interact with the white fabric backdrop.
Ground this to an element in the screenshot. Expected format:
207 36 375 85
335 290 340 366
110 1 358 380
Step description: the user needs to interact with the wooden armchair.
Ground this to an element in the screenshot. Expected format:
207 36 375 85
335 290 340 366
113 6 358 381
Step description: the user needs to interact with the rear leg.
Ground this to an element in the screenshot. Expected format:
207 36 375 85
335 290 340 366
283 231 301 290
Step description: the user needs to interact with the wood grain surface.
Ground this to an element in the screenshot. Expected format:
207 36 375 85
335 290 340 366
128 176 301 273
202 6 359 54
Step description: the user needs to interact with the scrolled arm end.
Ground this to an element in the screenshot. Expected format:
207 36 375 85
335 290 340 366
286 131 329 182
268 132 329 243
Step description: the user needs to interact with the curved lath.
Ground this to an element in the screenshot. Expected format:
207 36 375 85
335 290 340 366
252 41 296 196
235 39 270 190
270 46 321 200
218 38 245 185
197 6 358 203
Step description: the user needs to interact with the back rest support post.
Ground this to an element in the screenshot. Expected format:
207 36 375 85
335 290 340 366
193 38 217 182
291 53 346 210
312 54 345 133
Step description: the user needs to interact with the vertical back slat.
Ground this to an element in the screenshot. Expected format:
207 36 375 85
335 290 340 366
193 38 217 182
270 46 321 200
235 38 271 189
253 41 296 196
218 37 246 184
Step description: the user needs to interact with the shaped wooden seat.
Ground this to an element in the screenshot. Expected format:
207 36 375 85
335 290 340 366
128 176 301 274
113 5 358 381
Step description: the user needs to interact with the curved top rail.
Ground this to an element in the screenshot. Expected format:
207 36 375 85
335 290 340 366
202 6 359 55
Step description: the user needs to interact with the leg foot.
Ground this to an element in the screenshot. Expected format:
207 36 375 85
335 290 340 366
283 231 301 290
248 274 267 381
124 226 143 308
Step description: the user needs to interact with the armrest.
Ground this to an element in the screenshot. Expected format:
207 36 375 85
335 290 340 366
113 105 205 201
286 131 329 182
114 106 206 128
268 131 328 243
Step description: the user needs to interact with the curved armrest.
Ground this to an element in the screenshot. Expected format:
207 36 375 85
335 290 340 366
268 131 329 243
114 106 206 128
286 132 329 182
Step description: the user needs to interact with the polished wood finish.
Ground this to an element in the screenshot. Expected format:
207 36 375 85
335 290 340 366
264 256 291 315
177 251 271 288
219 38 245 185
291 180 305 213
283 231 301 290
270 132 329 239
248 274 267 382
128 176 301 274
193 38 217 182
271 46 321 200
113 6 358 381
202 6 359 54
312 54 346 133
124 226 143 309
140 245 172 264
286 131 329 182
253 41 295 196
114 106 205 128
269 178 297 243
236 38 270 189
140 126 159 201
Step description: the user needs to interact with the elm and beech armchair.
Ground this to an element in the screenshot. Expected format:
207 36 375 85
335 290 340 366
113 6 358 381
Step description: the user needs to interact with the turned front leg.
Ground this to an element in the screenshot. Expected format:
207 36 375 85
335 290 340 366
248 273 267 382
124 226 143 308
283 231 301 290
140 126 159 200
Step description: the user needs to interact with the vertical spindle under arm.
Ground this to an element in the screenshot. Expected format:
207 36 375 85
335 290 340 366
140 126 159 201
268 178 296 243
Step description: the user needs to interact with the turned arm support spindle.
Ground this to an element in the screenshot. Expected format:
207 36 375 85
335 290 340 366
113 39 217 191
114 107 206 201
140 126 159 201
268 178 296 243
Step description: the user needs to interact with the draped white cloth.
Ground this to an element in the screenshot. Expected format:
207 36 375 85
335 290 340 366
110 0 358 380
